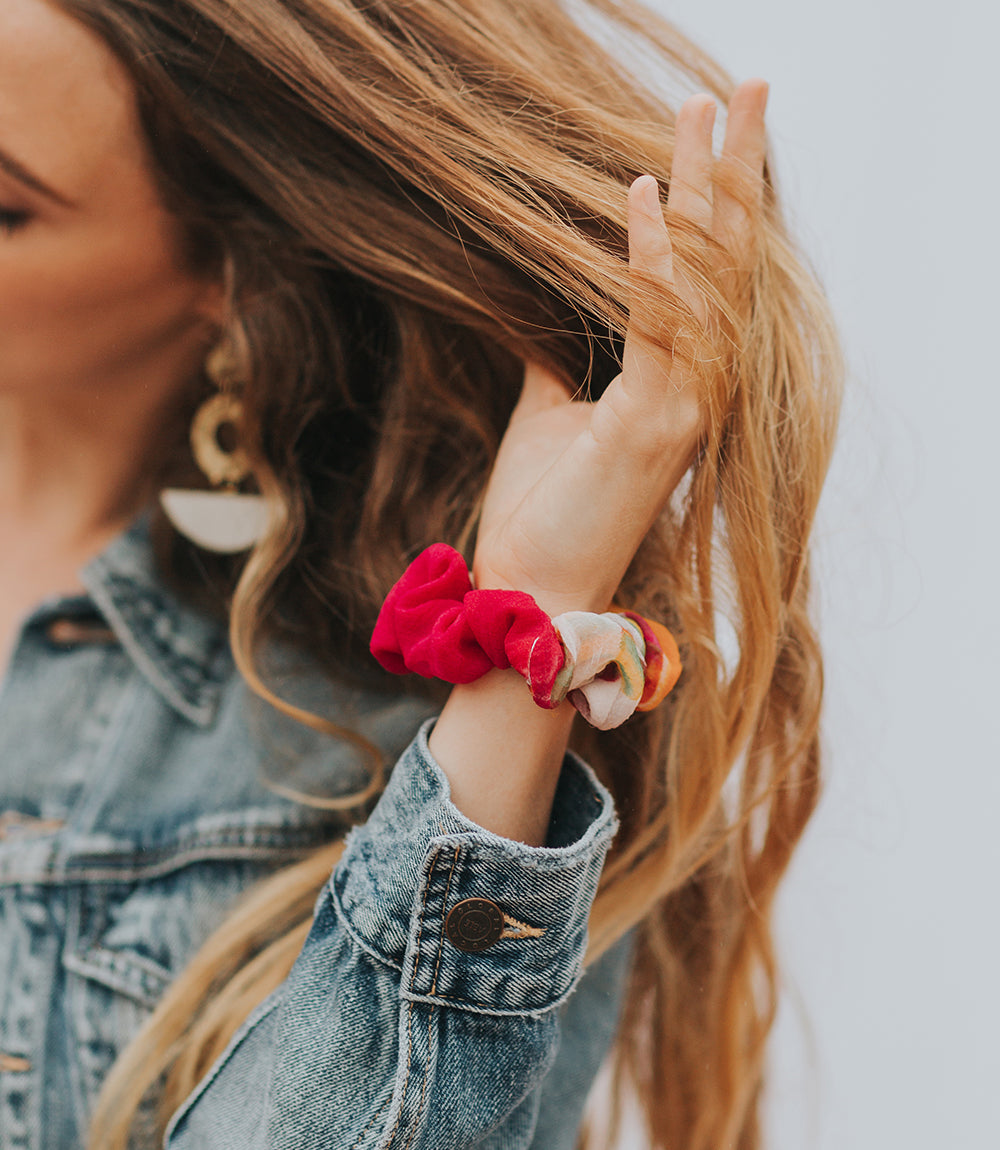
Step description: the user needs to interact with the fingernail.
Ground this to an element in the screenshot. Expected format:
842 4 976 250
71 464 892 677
642 177 660 212
703 101 717 131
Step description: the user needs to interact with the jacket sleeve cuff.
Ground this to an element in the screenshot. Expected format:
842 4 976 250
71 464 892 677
330 717 618 1016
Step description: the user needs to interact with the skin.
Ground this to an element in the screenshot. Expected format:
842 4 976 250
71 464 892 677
432 89 769 843
0 0 223 670
0 0 768 845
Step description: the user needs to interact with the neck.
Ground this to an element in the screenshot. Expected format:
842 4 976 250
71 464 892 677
0 374 192 558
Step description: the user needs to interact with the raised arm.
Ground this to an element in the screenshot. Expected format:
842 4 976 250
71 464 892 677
429 79 769 845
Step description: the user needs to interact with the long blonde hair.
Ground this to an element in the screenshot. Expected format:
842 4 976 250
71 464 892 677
61 1 842 1146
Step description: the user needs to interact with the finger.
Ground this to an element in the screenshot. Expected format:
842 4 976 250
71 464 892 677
665 94 717 234
625 173 699 386
713 78 768 266
624 175 682 383
598 176 702 438
628 174 673 286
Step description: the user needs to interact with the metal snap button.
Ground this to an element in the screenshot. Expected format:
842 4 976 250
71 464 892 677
445 898 504 953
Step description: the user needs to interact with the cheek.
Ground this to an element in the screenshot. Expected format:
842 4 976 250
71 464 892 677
0 212 214 393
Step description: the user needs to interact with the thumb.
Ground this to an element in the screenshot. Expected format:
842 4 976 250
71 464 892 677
510 360 576 424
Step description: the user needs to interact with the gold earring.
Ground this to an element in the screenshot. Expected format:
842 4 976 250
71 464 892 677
159 335 269 553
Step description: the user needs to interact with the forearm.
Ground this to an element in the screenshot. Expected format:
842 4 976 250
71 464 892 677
428 670 576 846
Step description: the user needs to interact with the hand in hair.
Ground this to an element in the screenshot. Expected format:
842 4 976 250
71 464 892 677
429 79 769 844
473 78 770 619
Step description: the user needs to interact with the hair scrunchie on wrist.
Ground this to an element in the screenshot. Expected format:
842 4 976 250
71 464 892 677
370 544 681 729
369 544 567 705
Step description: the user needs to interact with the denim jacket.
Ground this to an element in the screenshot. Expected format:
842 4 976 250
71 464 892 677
0 519 631 1149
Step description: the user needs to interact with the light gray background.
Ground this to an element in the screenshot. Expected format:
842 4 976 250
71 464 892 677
616 1 999 1146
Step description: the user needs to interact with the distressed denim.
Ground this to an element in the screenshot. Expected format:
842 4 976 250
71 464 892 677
0 519 630 1149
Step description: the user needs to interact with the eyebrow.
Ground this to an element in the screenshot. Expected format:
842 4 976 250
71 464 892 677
0 145 74 208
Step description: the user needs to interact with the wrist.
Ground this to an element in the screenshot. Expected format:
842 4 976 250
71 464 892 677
471 568 613 619
428 669 575 846
371 543 681 739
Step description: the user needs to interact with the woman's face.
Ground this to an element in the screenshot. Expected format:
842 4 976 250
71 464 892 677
0 0 223 400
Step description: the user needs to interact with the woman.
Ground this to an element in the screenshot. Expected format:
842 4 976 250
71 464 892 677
0 0 841 1147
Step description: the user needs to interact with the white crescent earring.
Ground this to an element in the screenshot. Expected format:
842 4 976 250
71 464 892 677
159 338 269 553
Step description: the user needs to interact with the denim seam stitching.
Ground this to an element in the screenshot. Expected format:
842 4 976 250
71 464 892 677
430 845 460 996
383 1001 415 1149
402 1008 435 1150
350 1091 393 1149
402 971 582 1018
330 881 405 974
384 845 446 1149
7 839 324 887
409 845 441 990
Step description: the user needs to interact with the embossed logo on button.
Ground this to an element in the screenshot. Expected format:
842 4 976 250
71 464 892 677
445 898 504 952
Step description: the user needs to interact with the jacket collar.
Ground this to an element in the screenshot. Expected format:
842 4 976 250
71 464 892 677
80 516 231 727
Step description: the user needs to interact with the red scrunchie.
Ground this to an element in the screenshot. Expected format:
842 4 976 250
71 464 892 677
370 544 567 707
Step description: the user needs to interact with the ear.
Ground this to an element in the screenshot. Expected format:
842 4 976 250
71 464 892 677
192 250 236 327
194 278 228 327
